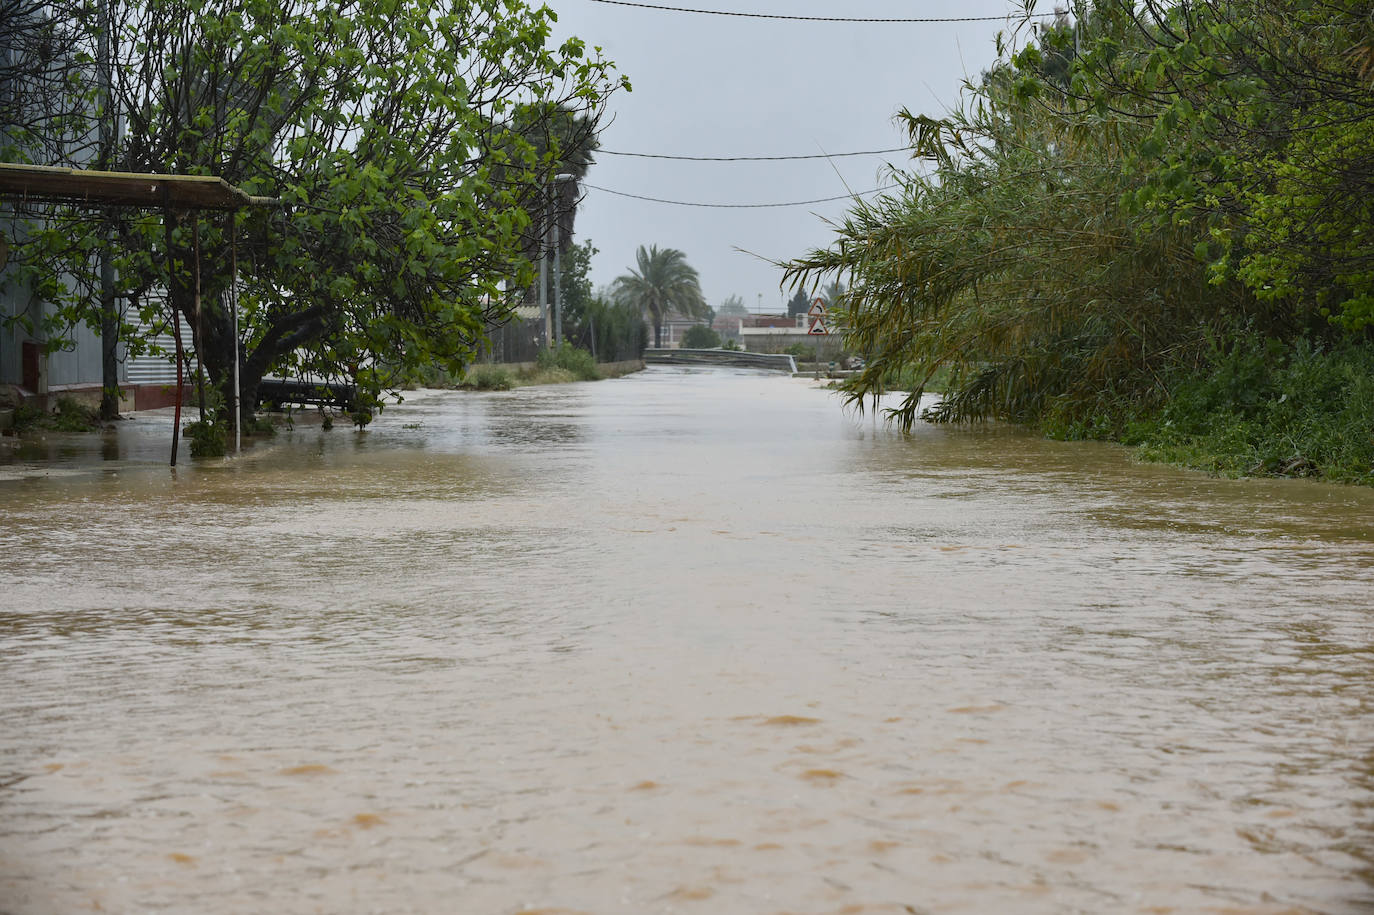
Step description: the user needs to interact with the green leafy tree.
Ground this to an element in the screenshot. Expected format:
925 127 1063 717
0 0 94 165
610 244 708 348
580 296 647 362
559 239 598 331
1072 0 1374 332
786 0 1374 440
7 0 626 429
680 324 720 348
560 238 642 361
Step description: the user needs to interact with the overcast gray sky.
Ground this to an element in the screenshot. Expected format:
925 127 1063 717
548 0 1034 313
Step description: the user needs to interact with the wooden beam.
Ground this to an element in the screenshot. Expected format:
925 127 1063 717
0 163 279 210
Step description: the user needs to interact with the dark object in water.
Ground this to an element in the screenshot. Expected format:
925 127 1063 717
257 379 356 412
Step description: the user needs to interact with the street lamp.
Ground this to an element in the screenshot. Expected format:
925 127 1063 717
551 173 574 348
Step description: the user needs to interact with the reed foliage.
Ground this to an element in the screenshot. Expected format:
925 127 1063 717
785 0 1374 482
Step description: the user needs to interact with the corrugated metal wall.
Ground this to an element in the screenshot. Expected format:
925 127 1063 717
0 275 30 387
125 301 196 385
45 313 103 386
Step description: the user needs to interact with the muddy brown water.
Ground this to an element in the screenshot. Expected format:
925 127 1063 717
2 366 1372 914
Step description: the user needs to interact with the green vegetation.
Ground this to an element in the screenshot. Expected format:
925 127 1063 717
536 342 601 381
786 0 1374 484
183 420 227 458
611 245 709 348
412 340 628 392
680 325 721 349
577 297 649 363
448 344 605 390
554 240 647 362
11 397 101 434
5 0 626 431
461 366 515 391
1123 337 1374 485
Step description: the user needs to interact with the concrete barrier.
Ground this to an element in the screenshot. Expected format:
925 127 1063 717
643 349 798 373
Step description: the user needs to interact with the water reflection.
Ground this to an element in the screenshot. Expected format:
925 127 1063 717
2 368 1372 914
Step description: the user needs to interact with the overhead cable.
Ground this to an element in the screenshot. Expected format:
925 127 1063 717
599 146 909 161
581 182 896 208
588 0 1056 23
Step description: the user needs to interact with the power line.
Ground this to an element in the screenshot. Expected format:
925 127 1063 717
599 146 910 161
588 0 1056 23
581 182 896 208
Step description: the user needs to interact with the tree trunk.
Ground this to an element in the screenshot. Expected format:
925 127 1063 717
654 320 662 349
200 290 331 433
219 364 260 432
98 242 119 420
165 226 335 434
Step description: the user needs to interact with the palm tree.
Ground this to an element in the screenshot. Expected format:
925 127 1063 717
611 245 708 348
515 102 598 262
496 102 600 318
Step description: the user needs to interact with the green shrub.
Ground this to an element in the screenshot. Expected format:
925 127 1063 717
11 402 46 432
12 398 100 433
414 363 464 388
681 324 721 349
52 398 99 431
536 343 601 381
579 298 647 362
463 365 514 390
526 365 578 384
183 420 227 457
244 413 277 437
1128 337 1374 483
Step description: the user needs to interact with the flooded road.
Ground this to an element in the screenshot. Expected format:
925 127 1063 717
2 366 1372 914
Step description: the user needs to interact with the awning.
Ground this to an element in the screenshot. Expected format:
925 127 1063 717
0 162 279 210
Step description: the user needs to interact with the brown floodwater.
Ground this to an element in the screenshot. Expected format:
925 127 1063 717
1 366 1372 914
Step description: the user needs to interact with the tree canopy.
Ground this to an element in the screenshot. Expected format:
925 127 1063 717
717 294 748 317
610 244 707 348
786 0 1374 437
4 0 627 425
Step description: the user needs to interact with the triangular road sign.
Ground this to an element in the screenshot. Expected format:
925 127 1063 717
807 316 829 335
807 298 826 318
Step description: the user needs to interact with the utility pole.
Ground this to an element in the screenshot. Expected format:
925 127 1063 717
552 173 573 347
539 211 550 349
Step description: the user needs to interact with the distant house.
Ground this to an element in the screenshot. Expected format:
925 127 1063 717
656 311 708 349
659 311 807 348
712 313 743 343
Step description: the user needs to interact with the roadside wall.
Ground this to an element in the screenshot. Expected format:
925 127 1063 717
742 333 844 358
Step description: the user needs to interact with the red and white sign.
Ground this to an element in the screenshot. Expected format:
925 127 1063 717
807 298 826 318
807 316 830 335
